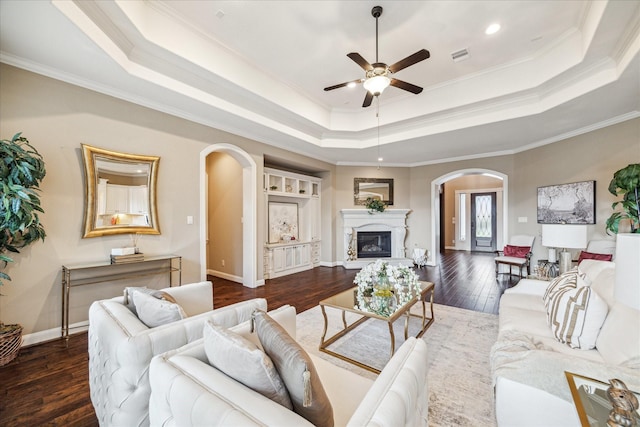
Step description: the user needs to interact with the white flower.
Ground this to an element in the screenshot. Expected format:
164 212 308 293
354 260 421 311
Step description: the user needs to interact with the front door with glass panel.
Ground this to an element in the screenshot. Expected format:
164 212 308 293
470 192 497 252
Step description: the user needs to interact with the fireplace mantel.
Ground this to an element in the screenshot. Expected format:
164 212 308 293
341 209 412 269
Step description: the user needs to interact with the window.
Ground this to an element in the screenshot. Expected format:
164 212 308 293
459 193 466 241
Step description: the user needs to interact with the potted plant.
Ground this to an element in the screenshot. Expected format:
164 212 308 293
606 163 639 234
365 197 386 214
0 132 46 366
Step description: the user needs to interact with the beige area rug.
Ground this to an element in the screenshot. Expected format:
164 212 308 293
296 303 499 426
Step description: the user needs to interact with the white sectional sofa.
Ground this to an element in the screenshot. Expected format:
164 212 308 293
88 281 267 427
492 260 640 426
149 305 429 427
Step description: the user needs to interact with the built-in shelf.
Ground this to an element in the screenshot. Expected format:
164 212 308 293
264 168 321 278
264 167 320 198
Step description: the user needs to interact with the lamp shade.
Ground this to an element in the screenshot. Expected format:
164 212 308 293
363 75 391 95
614 233 640 310
541 224 588 249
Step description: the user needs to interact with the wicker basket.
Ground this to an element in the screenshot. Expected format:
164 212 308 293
0 324 23 366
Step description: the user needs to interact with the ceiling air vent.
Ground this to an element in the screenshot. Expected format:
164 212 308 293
451 48 470 62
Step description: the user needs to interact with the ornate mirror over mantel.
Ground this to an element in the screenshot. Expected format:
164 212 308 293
354 178 394 206
81 144 160 238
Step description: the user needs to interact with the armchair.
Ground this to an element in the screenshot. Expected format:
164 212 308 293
88 280 267 427
577 239 616 264
495 235 535 278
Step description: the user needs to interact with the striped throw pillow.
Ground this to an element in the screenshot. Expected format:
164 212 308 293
543 267 580 309
546 277 608 349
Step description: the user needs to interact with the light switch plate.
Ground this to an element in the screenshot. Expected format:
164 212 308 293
518 217 528 223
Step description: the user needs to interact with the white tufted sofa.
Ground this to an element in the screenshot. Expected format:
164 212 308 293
149 305 429 426
88 280 267 427
492 260 640 426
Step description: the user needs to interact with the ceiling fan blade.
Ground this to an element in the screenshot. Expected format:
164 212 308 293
390 78 423 94
323 79 364 91
388 49 430 73
347 52 373 71
362 91 374 107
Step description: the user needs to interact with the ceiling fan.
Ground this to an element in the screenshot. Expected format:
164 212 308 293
323 5 430 108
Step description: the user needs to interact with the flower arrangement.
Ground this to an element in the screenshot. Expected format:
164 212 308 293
365 197 386 214
354 259 421 315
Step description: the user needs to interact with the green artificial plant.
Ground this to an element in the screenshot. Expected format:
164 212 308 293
1 133 47 286
365 197 386 214
606 163 640 234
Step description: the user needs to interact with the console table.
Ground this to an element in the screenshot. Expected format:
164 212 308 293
61 255 182 341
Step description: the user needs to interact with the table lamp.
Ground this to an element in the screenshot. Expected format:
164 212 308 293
541 224 588 274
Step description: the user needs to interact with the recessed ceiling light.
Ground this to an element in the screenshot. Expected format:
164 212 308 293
347 82 357 88
378 157 383 162
485 23 501 35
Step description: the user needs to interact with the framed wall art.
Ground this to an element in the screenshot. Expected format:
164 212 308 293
268 202 299 243
537 180 595 224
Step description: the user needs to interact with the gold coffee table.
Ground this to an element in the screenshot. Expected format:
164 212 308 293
319 281 434 373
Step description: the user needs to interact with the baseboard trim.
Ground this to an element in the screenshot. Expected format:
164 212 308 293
22 320 88 347
207 269 243 283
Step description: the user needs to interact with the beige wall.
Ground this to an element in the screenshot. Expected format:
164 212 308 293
510 119 640 262
0 64 335 337
207 152 243 279
1 62 638 339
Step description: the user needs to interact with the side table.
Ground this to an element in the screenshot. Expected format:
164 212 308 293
61 255 182 342
535 259 559 279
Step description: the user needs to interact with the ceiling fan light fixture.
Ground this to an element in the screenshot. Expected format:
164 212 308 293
485 23 501 35
363 75 391 95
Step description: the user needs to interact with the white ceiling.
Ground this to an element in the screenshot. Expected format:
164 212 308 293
1 0 639 166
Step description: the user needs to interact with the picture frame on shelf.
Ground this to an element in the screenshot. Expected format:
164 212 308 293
268 202 299 243
537 180 595 224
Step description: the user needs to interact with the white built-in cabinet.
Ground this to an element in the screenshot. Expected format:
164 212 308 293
263 168 321 279
96 179 149 226
103 184 148 215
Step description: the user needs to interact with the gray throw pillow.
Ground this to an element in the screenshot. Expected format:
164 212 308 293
130 290 186 328
123 286 176 315
254 310 334 427
203 320 292 409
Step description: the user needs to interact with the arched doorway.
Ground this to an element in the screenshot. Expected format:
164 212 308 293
430 169 508 266
200 144 258 287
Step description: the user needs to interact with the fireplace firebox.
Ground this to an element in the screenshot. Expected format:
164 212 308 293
357 231 392 258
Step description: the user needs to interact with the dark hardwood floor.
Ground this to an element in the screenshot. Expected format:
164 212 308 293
0 250 515 426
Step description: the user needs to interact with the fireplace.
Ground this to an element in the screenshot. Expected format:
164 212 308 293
341 208 412 269
357 231 392 258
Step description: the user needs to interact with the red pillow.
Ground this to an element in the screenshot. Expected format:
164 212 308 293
503 245 530 258
578 251 613 263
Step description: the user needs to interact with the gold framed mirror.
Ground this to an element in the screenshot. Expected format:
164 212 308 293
81 144 160 238
354 178 394 205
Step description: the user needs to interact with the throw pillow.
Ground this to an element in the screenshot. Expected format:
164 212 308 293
203 320 292 409
254 310 334 427
578 251 613 263
123 286 177 315
503 245 530 258
542 267 581 309
130 290 186 328
546 277 608 349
